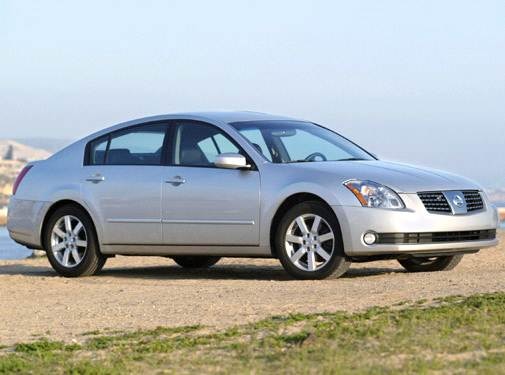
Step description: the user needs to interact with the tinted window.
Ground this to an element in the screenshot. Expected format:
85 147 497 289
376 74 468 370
89 137 108 165
107 125 166 165
87 124 167 166
173 122 240 167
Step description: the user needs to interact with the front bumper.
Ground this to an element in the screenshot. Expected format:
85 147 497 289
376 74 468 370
333 193 500 257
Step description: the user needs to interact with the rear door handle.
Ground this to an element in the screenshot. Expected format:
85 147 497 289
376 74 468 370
86 174 105 183
165 176 186 186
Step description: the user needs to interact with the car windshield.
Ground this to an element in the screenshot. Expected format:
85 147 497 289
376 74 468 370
230 121 374 164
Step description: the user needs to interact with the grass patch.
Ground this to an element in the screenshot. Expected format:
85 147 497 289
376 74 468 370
2 293 505 373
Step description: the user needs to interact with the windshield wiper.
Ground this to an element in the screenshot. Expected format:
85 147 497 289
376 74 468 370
285 160 315 164
336 158 366 161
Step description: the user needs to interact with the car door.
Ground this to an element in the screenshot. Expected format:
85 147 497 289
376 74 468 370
81 123 167 245
162 120 261 246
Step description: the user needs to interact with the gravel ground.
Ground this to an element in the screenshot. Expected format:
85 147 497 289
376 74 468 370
0 231 503 345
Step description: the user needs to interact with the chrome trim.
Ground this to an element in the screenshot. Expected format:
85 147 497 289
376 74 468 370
86 174 105 183
107 218 161 224
108 219 256 225
165 176 186 186
162 219 255 225
443 191 467 215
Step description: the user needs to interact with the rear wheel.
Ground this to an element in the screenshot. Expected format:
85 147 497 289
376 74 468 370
275 201 350 280
398 255 463 273
44 205 106 277
172 256 221 269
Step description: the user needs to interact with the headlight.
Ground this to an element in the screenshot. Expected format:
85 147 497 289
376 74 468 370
344 180 405 209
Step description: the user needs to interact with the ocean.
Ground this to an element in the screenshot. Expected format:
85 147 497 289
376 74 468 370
0 226 32 260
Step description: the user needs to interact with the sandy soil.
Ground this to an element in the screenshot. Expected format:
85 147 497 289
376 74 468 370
0 232 503 345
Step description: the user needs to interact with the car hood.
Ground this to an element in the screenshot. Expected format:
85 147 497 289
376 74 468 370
288 160 481 193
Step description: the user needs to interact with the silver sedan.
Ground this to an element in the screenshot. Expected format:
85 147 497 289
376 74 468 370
7 112 499 279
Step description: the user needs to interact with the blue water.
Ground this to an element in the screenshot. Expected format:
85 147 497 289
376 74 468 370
0 226 32 260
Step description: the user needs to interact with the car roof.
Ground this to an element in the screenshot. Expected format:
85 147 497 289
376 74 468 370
82 111 302 142
171 111 298 123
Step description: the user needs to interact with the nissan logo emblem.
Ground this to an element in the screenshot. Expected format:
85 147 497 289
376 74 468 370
453 195 464 208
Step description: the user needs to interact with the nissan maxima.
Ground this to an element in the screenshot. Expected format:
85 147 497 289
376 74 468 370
7 112 499 279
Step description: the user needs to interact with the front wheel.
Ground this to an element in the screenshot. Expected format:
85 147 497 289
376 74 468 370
44 205 106 277
275 201 350 280
398 255 463 273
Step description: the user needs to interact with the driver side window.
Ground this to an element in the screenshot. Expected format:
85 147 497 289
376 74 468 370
173 122 240 167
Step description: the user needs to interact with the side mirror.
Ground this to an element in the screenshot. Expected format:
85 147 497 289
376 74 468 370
215 153 251 170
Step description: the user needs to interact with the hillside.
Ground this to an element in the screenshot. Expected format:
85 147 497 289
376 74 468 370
14 138 71 154
0 140 51 162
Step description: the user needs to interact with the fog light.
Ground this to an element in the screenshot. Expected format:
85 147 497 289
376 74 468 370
363 232 378 245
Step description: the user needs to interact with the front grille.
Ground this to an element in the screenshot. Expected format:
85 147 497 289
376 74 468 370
463 191 484 212
376 229 496 245
418 190 485 214
418 192 452 213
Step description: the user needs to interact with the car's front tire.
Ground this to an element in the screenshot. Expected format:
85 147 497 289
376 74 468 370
275 201 350 280
172 256 221 269
44 205 106 277
398 255 463 273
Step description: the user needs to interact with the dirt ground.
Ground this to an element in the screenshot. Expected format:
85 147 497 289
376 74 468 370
0 231 503 345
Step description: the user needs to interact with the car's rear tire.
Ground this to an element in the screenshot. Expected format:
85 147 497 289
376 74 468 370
172 256 221 269
398 255 463 273
44 205 106 277
275 201 350 280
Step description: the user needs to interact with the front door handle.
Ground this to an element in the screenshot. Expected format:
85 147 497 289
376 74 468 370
165 176 186 186
86 174 105 183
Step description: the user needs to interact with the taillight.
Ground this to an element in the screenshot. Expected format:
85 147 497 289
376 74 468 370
12 165 33 195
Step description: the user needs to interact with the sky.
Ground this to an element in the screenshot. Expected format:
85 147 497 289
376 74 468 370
1 1 504 188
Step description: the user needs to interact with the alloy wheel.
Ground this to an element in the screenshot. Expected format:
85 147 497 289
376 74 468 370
50 215 88 268
284 214 335 272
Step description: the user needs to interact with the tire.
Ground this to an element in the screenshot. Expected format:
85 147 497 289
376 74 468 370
172 256 221 269
398 255 463 273
275 201 350 280
44 205 106 277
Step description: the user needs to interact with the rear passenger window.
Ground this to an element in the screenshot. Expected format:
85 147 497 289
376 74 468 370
87 124 167 166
